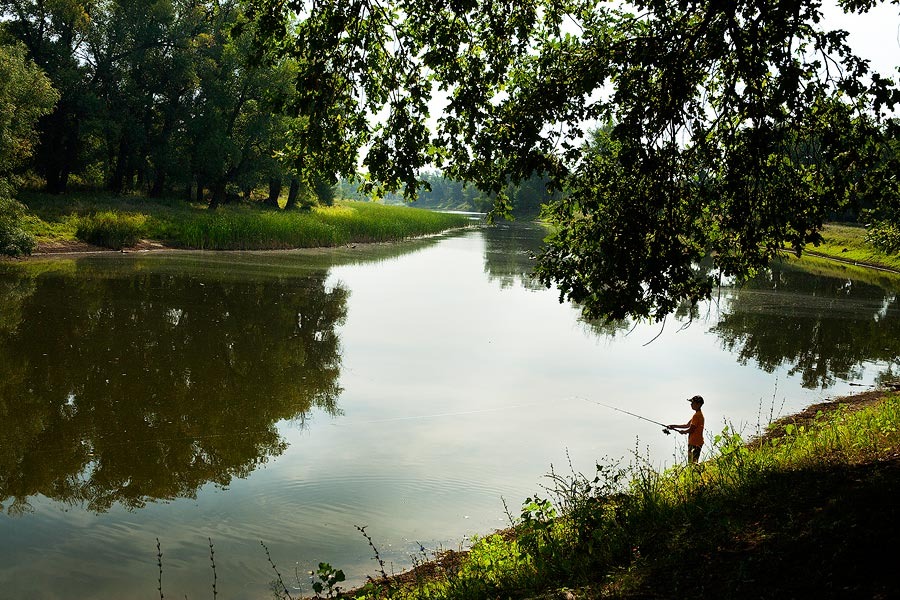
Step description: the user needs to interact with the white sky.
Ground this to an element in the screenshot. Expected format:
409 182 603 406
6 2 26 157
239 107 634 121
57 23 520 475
822 0 900 77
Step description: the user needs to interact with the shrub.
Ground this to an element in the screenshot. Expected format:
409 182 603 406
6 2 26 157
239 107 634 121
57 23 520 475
865 220 900 255
0 197 36 257
0 218 36 256
76 211 147 250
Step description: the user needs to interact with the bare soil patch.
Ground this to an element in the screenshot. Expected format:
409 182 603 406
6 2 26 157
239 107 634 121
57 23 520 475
32 238 173 255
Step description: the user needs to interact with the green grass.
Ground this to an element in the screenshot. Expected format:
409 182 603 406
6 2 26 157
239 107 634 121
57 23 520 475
76 211 148 250
800 223 900 273
334 392 900 600
18 190 471 251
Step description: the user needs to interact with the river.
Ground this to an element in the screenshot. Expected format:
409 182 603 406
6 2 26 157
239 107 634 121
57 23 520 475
1 222 898 598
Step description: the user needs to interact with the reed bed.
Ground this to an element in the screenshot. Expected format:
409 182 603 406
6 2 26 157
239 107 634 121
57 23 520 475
22 190 471 251
171 204 470 250
76 211 148 250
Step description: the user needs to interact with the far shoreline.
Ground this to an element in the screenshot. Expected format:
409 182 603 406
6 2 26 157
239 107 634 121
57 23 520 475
5 224 479 262
12 236 899 280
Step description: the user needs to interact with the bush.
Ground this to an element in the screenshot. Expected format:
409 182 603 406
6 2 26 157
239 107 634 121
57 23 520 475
865 220 900 255
76 212 147 249
0 197 36 257
0 218 36 256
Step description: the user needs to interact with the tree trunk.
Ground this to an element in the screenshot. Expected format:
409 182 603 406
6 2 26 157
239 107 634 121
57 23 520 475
150 168 167 198
150 90 185 199
285 177 301 210
38 105 78 194
109 136 130 195
265 177 282 208
208 180 227 210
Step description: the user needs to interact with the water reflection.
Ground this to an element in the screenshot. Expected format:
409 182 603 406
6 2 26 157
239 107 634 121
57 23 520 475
0 258 348 514
3 231 899 520
481 223 645 338
481 223 546 291
481 223 900 388
713 258 900 388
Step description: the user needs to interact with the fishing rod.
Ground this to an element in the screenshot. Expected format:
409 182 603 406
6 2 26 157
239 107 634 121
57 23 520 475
582 398 672 435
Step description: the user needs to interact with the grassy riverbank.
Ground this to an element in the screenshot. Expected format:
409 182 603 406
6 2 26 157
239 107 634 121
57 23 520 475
17 191 472 252
312 389 900 600
801 223 900 273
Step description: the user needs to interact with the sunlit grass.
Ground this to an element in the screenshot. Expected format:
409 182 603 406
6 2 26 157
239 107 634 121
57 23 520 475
801 223 900 272
18 190 470 250
171 203 470 250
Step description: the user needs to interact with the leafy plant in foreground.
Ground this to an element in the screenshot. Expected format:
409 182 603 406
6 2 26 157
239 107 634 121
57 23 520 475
310 562 345 598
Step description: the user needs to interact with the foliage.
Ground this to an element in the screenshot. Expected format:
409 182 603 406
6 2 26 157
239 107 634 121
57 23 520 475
21 192 470 250
0 198 37 257
0 43 58 256
1 0 317 202
411 171 553 216
865 220 900 255
238 0 900 320
856 119 900 254
310 562 346 598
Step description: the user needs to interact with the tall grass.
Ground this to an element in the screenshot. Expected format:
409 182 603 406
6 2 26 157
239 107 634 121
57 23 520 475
346 394 900 600
76 211 148 250
173 204 470 250
20 190 471 251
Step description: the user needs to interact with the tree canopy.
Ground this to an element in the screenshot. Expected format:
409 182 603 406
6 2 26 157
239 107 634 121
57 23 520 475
242 0 900 320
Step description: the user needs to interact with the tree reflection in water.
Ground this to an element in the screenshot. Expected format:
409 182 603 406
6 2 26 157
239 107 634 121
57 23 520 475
0 258 348 515
482 221 900 388
713 258 900 389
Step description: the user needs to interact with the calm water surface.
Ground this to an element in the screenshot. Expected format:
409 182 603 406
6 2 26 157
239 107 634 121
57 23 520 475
1 224 899 598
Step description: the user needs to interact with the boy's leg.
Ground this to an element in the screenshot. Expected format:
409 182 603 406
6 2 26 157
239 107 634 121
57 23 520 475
688 445 701 463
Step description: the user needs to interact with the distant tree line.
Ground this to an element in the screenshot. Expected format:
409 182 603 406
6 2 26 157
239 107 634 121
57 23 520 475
408 171 558 217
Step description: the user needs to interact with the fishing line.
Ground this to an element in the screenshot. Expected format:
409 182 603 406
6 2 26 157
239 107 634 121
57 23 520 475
575 396 674 436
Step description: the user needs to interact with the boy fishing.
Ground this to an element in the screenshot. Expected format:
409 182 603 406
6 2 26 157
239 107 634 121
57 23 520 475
667 395 705 464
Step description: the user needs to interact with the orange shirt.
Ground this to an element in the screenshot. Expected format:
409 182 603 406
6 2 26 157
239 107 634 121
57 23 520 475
688 410 705 447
